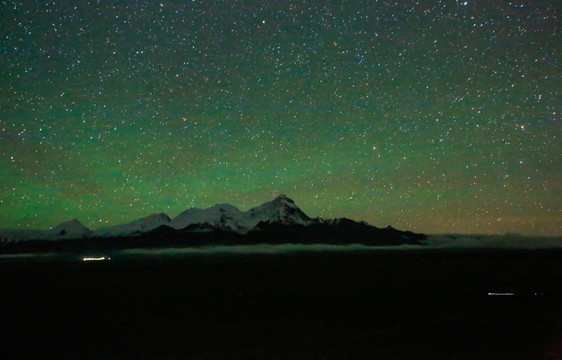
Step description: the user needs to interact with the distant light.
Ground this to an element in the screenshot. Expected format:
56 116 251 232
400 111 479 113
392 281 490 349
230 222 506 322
487 292 514 296
82 256 110 261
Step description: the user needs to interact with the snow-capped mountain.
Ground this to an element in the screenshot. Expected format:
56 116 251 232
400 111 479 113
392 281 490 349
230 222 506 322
0 195 430 253
1 195 314 241
170 203 244 232
93 213 171 238
245 194 311 228
169 194 311 234
0 195 317 241
50 219 90 238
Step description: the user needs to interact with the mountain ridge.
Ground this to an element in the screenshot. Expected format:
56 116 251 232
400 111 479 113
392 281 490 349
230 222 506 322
0 195 426 251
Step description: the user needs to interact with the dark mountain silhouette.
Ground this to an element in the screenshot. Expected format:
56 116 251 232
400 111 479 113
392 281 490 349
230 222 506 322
0 195 425 254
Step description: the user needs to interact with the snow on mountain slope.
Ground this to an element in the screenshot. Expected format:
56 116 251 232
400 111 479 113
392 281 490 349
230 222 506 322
1 195 313 241
243 194 311 229
93 213 171 237
50 219 90 239
169 195 312 234
169 203 245 232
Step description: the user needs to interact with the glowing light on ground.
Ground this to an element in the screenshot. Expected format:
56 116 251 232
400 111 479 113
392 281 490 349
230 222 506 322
487 292 514 296
82 256 110 262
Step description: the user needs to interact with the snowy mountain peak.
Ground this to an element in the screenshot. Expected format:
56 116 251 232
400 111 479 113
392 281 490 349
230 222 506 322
92 212 171 237
275 193 291 201
273 194 299 208
170 203 243 231
254 194 296 210
25 195 312 240
137 213 171 228
51 219 90 238
2 195 428 244
168 195 311 234
146 213 172 223
247 195 311 227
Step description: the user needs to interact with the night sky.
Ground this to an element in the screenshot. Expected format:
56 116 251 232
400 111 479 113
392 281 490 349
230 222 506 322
1 0 560 235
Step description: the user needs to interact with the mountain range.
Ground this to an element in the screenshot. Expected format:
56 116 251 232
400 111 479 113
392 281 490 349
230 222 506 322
0 195 426 253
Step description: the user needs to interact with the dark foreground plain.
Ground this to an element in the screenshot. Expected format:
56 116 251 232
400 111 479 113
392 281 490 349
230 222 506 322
1 249 561 359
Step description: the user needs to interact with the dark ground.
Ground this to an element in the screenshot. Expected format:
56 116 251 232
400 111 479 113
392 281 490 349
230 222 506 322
1 249 561 359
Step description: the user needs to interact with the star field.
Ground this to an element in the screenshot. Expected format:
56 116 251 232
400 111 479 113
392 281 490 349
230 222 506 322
1 0 560 235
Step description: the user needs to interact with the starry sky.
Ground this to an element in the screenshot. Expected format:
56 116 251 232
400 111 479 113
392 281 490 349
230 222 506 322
1 0 560 235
